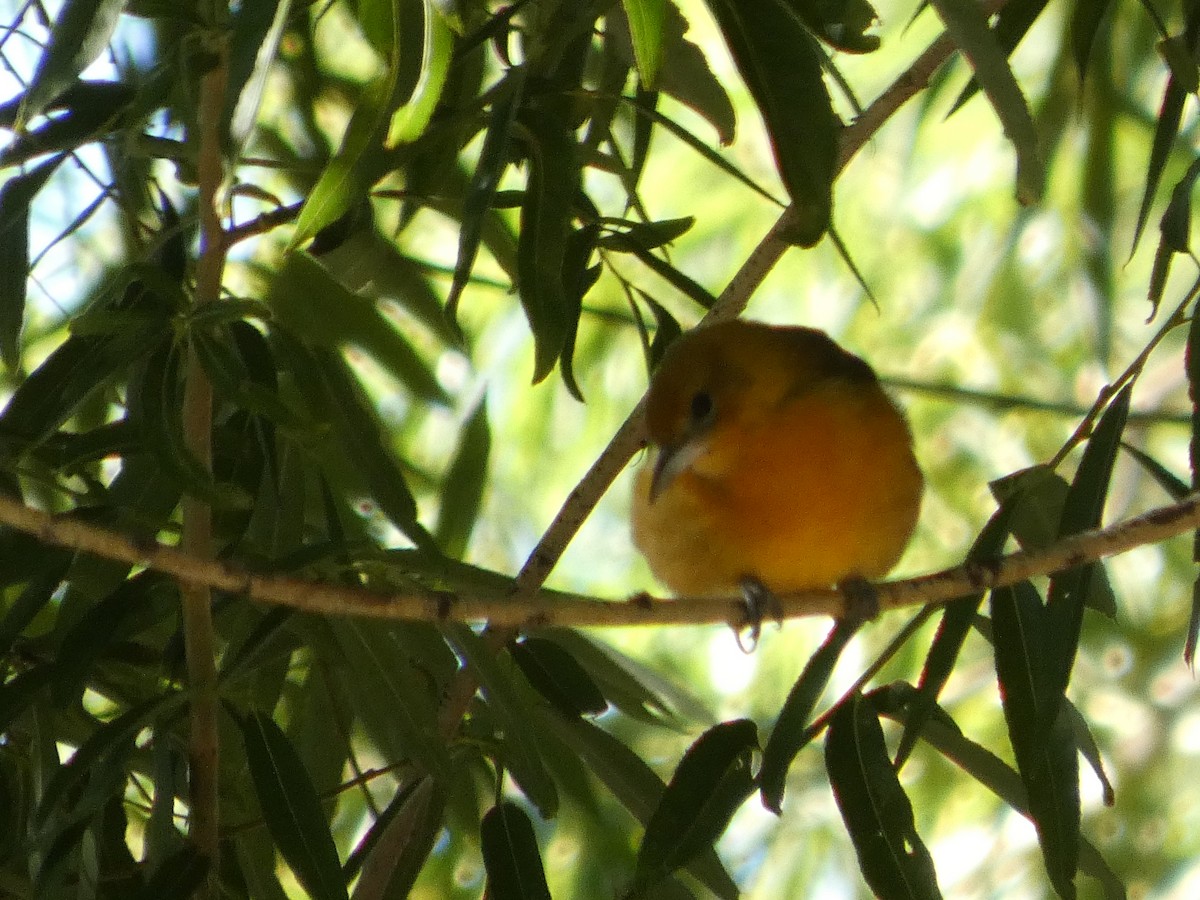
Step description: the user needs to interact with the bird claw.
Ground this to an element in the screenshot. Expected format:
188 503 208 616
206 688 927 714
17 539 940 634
735 576 783 653
838 576 880 629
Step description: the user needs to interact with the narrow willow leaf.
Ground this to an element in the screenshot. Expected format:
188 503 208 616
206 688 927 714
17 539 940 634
132 846 209 900
783 0 882 53
511 637 608 718
443 624 559 818
896 506 1013 767
1071 0 1116 80
387 2 453 145
434 397 491 558
993 584 1081 899
558 223 601 400
1131 76 1188 258
225 0 292 156
633 720 757 896
0 154 66 370
880 698 1122 900
930 0 1043 204
760 619 856 813
948 0 1051 112
621 0 667 86
480 802 552 900
350 777 443 900
826 693 943 900
270 251 449 403
239 713 350 900
516 41 586 383
447 67 525 322
16 0 125 128
705 0 838 244
1046 385 1131 700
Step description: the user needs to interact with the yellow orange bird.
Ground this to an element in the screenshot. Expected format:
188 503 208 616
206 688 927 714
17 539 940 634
631 320 922 602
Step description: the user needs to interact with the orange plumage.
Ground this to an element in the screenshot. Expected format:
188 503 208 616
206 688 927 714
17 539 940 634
632 320 922 597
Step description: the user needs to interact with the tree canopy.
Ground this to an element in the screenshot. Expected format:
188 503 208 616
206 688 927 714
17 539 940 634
2 0 1200 897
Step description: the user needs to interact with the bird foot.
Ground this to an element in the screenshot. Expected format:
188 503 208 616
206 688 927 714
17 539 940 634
838 576 880 629
735 576 783 653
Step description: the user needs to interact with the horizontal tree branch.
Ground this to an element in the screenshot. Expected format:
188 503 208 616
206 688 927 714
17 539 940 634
2 490 1196 631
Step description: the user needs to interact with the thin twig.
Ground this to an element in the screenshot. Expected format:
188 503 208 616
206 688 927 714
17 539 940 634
3 490 1197 630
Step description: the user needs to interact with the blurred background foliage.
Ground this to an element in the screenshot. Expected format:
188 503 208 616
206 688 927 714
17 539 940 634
2 0 1200 897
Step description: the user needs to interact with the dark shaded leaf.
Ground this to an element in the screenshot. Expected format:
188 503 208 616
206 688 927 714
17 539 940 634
826 692 942 900
538 711 738 900
224 0 291 155
1045 384 1130 701
992 583 1080 899
511 637 608 718
269 251 449 404
633 719 756 895
705 0 839 244
480 801 552 900
239 712 350 900
948 0 1051 113
447 66 525 323
442 623 559 817
133 845 210 900
895 505 1013 767
516 42 587 383
1071 0 1115 80
760 619 856 813
784 0 882 53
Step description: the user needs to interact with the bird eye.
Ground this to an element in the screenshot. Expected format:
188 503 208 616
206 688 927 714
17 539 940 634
689 390 714 425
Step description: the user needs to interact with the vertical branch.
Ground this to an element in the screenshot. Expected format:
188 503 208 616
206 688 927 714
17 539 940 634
182 26 230 876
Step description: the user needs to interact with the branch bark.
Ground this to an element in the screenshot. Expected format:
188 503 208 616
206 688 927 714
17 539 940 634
2 490 1196 631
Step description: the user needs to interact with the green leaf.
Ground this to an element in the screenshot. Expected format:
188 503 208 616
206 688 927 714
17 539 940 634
447 67 525 323
326 620 450 781
387 2 453 145
480 802 553 900
442 623 559 818
947 0 1051 112
826 692 943 900
929 0 1044 204
435 397 491 558
516 36 587 383
878 692 1122 900
1045 385 1130 700
759 619 857 813
350 776 444 900
705 0 839 244
633 719 756 896
269 251 449 404
225 0 293 157
1071 0 1115 80
0 154 66 370
1131 28 1192 258
132 846 210 900
992 583 1081 899
783 0 882 54
239 713 350 900
895 506 1013 767
511 637 608 718
621 0 667 86
16 0 125 128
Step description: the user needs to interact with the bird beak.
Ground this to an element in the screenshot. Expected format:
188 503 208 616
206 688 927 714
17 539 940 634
648 438 705 502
